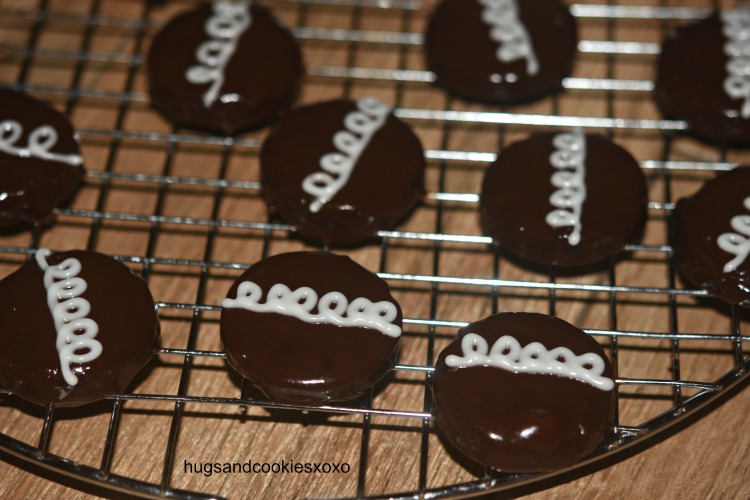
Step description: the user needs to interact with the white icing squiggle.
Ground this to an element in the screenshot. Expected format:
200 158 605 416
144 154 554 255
35 249 102 387
0 120 83 166
721 6 750 119
302 97 392 213
445 333 614 391
546 128 587 246
222 280 401 338
185 1 252 108
478 0 539 76
717 196 750 273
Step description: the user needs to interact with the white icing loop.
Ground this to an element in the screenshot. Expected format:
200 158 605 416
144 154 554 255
185 1 252 108
546 128 587 246
478 0 539 76
222 280 401 338
445 333 614 391
302 97 392 213
721 6 750 119
0 120 83 166
35 248 102 387
718 196 750 273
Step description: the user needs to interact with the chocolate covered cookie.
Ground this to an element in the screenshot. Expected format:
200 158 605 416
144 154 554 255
432 312 615 472
424 0 577 104
220 251 402 405
0 249 160 407
260 97 425 245
655 6 750 144
0 89 85 228
480 129 648 267
674 166 750 307
148 1 303 134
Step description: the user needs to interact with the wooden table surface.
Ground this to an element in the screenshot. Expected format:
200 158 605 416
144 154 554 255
1 0 749 498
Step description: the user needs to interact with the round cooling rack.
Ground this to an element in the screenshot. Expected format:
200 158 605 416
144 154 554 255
1 0 749 498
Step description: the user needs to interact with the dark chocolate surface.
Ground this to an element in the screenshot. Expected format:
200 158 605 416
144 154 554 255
480 132 648 267
674 166 750 307
432 312 615 472
147 2 303 134
424 0 577 104
655 12 750 145
0 89 85 228
260 99 426 245
0 250 160 407
220 252 402 405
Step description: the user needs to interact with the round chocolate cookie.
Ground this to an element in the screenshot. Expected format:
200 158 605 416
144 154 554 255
432 312 616 472
260 97 425 245
0 249 160 407
0 89 85 228
480 129 648 267
655 7 750 145
147 1 303 134
673 166 750 307
424 0 578 104
220 251 402 405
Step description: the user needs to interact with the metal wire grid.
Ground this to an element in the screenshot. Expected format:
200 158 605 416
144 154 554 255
0 0 748 497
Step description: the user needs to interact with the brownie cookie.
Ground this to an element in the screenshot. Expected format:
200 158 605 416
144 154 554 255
0 249 160 407
148 1 303 134
220 252 402 405
424 0 578 104
655 6 750 145
432 312 616 472
260 97 425 245
480 129 648 267
674 166 750 307
0 89 85 228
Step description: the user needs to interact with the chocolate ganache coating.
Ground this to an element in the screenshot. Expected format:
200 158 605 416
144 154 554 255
674 166 750 307
147 1 303 134
480 131 648 268
655 9 750 145
432 312 616 472
424 0 578 104
0 249 160 407
220 252 402 405
260 98 426 246
0 89 85 228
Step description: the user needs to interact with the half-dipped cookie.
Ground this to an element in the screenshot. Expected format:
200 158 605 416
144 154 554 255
220 251 402 405
0 249 160 407
432 312 616 472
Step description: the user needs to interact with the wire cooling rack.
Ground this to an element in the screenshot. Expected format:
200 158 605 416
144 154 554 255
1 0 749 498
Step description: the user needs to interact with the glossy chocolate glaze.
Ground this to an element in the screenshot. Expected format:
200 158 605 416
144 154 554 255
655 13 750 145
0 250 160 407
424 0 577 104
148 2 303 134
220 252 401 405
674 167 750 307
0 89 85 228
480 132 648 267
260 99 426 246
432 312 615 472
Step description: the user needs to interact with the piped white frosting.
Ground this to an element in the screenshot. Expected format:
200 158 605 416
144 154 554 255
721 6 750 119
35 249 102 387
302 97 392 213
546 127 587 246
185 1 252 108
445 332 614 391
222 280 401 338
717 196 750 273
478 0 539 76
0 120 83 166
